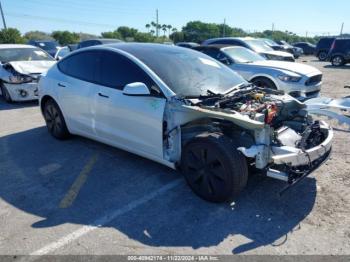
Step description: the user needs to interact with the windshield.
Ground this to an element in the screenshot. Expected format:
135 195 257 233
0 48 54 63
57 47 70 58
245 39 273 53
117 44 246 97
223 47 265 63
264 39 278 46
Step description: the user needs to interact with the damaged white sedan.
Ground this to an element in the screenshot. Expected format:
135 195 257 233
0 44 55 102
39 44 333 202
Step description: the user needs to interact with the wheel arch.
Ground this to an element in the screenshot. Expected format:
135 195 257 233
249 74 279 89
40 95 56 114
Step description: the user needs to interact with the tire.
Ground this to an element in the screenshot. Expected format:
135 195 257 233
331 55 345 67
318 51 328 61
1 84 13 103
43 99 70 140
252 77 277 90
181 132 248 203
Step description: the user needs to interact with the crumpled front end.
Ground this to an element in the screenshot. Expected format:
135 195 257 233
183 86 335 193
3 82 39 101
239 120 333 191
1 62 44 101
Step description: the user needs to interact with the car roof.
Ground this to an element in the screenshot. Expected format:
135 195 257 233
0 44 36 49
334 38 350 41
195 44 242 50
85 43 202 55
81 38 122 43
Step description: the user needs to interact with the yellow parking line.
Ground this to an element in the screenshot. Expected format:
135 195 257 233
59 153 99 209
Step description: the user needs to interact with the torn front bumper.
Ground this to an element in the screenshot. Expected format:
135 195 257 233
271 121 333 167
4 82 39 101
268 121 333 193
239 121 333 193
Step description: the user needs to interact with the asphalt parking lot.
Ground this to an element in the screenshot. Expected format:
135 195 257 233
0 58 350 255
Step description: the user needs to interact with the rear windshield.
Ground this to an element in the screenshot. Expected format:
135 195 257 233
0 48 54 63
36 42 58 50
245 39 273 52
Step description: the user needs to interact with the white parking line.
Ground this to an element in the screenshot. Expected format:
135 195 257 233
29 178 183 256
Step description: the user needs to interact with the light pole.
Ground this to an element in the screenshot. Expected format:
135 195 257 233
0 0 7 30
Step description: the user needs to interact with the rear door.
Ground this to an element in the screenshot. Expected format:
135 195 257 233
94 50 166 159
56 51 100 136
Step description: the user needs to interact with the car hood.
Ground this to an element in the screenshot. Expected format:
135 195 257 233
251 60 321 76
261 50 294 58
7 61 56 75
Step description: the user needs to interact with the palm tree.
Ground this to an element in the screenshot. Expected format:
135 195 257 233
162 24 167 37
145 24 151 33
150 30 155 36
157 24 162 37
171 28 178 41
166 25 172 37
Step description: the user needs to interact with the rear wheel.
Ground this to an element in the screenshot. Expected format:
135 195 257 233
318 51 328 61
1 84 12 103
252 77 277 90
43 99 70 140
181 133 248 203
331 55 345 67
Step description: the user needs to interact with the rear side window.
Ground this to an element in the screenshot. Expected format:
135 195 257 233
335 40 350 50
97 51 154 89
201 48 221 59
317 38 335 48
58 51 98 82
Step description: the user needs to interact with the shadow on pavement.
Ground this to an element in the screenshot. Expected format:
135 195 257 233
0 99 38 111
324 65 350 69
0 127 317 254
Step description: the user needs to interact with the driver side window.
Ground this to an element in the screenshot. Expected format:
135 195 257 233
96 51 158 94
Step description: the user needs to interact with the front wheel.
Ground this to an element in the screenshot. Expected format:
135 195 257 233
252 77 277 90
43 99 70 140
181 133 248 203
331 55 345 67
318 51 328 61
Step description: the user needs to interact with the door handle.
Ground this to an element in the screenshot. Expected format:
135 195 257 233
98 92 109 98
57 83 66 87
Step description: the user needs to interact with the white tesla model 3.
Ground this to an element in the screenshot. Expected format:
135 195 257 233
39 43 333 202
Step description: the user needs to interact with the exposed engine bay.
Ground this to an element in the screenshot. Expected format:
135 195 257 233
165 86 333 192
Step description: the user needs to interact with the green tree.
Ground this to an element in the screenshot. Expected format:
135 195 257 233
51 31 79 45
0 28 25 44
117 26 138 39
166 25 172 37
101 30 122 40
23 31 52 41
145 24 151 32
134 32 155 42
78 32 97 41
162 24 167 37
182 21 221 43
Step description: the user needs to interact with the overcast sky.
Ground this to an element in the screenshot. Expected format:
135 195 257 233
2 0 349 36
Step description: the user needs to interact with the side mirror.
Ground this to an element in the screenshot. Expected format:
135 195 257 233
123 82 150 96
